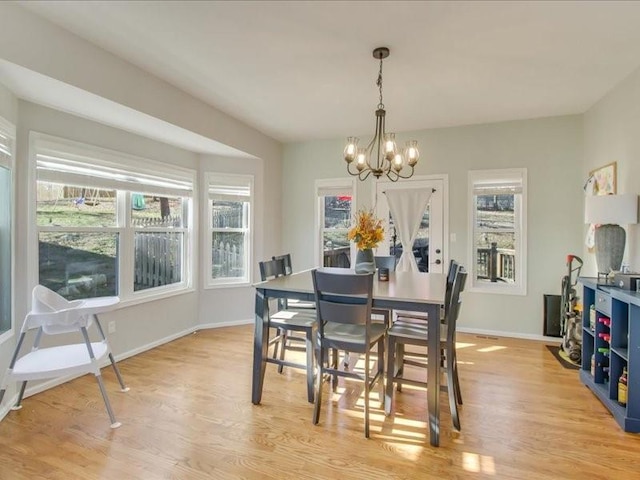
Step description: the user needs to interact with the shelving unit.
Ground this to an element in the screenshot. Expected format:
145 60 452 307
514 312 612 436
579 278 640 432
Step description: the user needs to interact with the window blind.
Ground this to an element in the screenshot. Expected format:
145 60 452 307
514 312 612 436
0 132 10 158
34 135 194 197
209 175 252 202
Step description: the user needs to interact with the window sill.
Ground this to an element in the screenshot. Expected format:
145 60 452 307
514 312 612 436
205 281 251 290
118 285 196 309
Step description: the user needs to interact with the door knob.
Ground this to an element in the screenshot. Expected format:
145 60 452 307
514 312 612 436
435 248 441 254
435 259 442 265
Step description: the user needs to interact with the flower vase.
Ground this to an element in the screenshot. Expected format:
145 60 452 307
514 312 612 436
355 248 375 274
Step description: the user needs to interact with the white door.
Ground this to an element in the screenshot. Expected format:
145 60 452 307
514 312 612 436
374 176 447 273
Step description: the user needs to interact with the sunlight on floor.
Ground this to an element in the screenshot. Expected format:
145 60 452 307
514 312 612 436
462 452 496 475
476 345 507 353
380 440 425 461
455 342 476 349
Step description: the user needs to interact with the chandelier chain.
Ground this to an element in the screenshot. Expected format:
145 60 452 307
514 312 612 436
377 57 384 109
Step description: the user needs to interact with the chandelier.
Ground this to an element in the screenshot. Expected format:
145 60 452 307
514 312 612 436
344 47 419 182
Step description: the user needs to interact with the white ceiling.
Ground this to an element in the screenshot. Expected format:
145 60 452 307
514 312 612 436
17 1 640 143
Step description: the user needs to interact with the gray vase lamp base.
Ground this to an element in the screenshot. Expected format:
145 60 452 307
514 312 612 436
594 223 625 276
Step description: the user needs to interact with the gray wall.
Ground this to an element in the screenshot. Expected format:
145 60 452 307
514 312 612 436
282 115 584 337
583 65 640 275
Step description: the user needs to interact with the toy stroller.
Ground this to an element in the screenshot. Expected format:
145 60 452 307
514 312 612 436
561 254 583 363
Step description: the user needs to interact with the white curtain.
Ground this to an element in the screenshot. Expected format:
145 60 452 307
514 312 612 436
384 188 434 272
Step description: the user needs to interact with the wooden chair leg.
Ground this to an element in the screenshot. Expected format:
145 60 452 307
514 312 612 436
305 331 315 403
385 335 395 416
313 347 324 425
447 352 461 431
331 349 338 392
364 351 370 438
396 342 405 392
377 338 384 396
277 330 288 374
453 350 463 405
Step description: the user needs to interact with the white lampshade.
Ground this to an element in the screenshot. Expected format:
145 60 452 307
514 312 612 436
584 194 638 225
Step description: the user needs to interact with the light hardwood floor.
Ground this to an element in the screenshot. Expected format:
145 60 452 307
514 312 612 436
1 326 640 479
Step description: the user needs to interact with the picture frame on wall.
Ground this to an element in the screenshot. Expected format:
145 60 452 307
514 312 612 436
588 161 617 195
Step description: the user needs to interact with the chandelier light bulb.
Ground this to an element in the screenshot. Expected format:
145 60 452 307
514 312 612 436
344 137 359 163
405 140 419 166
393 153 404 172
356 148 367 171
383 133 397 161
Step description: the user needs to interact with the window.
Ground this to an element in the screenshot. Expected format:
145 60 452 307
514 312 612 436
468 168 527 295
206 173 253 287
0 118 14 337
315 179 355 268
33 133 195 302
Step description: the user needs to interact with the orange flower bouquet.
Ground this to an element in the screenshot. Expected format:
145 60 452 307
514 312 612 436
347 209 385 250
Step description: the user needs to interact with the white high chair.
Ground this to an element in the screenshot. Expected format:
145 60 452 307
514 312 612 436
0 286 129 428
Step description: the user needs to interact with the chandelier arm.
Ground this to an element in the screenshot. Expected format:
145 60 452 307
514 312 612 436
346 162 364 177
393 166 416 180
358 169 372 181
385 171 400 182
375 111 385 172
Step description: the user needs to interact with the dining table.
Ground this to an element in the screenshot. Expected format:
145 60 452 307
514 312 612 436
252 267 447 446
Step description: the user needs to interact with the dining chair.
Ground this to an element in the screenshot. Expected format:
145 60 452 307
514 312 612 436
371 255 398 329
268 254 316 373
385 267 467 431
272 253 315 310
258 258 316 402
0 285 128 428
311 269 386 438
395 259 459 325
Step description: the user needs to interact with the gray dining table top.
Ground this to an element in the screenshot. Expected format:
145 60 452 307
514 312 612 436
254 267 446 305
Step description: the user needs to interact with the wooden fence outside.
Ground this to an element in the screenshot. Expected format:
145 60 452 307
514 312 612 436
133 216 182 289
212 241 245 278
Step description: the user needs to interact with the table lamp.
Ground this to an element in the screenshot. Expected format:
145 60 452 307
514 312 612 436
585 193 638 276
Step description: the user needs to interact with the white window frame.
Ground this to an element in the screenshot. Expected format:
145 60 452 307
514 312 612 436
314 178 356 268
205 172 253 288
29 133 196 306
467 168 527 295
0 116 15 344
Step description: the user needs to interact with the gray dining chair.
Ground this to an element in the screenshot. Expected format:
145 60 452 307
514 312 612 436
272 253 316 310
311 269 386 438
395 259 459 325
385 267 467 431
373 255 397 327
258 257 316 402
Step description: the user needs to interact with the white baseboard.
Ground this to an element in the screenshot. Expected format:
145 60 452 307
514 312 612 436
197 318 253 330
458 326 562 343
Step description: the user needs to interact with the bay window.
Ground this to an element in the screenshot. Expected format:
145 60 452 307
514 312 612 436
33 133 194 301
